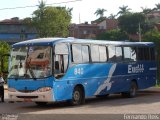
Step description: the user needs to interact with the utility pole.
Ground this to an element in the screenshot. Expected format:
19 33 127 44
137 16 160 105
138 22 142 42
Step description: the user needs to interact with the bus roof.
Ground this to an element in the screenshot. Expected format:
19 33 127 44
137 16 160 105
12 37 155 47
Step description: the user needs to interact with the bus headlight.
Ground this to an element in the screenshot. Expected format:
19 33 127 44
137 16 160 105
37 87 52 92
8 88 16 92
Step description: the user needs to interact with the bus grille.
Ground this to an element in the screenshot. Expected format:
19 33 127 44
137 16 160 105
17 96 38 99
18 90 35 93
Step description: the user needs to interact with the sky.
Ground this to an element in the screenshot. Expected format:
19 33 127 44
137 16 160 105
0 0 159 24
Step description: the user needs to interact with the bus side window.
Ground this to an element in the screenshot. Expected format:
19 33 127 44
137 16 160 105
137 47 144 61
99 46 107 62
72 44 82 63
72 44 90 64
123 47 131 62
144 48 150 60
130 47 137 61
81 45 90 63
123 47 137 62
54 43 69 79
115 47 122 62
55 61 59 70
91 45 100 62
150 48 155 60
108 46 116 62
137 47 150 61
54 61 60 74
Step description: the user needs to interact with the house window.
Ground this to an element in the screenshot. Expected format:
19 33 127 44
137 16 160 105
83 30 87 34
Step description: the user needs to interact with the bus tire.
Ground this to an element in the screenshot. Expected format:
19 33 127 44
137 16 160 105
122 81 138 98
35 102 47 106
70 86 85 106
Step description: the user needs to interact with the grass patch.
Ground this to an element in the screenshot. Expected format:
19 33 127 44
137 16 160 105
155 84 160 88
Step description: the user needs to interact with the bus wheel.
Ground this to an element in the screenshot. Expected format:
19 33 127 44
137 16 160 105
70 87 84 105
35 102 47 106
122 81 138 98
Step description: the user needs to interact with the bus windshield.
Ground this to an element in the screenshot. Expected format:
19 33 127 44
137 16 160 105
8 46 52 79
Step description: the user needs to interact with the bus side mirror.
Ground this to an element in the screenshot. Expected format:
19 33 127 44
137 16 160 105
1 54 10 74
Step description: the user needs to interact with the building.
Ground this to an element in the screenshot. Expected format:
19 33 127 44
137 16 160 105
146 11 160 31
69 19 118 39
97 19 118 31
0 17 38 44
69 22 105 39
146 11 160 20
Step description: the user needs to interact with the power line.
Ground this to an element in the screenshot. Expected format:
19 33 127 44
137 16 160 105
0 0 82 10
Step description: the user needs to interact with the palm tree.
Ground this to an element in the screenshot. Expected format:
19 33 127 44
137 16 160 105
141 7 152 14
37 0 46 19
154 3 160 11
94 8 107 18
108 14 117 19
117 5 131 16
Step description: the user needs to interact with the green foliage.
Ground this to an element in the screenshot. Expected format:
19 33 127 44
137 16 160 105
108 14 117 19
143 30 160 84
32 1 72 37
117 5 131 16
0 41 10 73
156 84 160 87
96 29 129 41
94 8 107 18
141 8 152 14
155 3 160 11
143 29 160 42
22 17 32 25
118 13 145 34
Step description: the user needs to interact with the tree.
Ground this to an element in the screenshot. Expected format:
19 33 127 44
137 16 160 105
22 17 32 26
141 7 152 14
32 0 72 37
108 14 117 19
143 30 160 83
0 41 10 73
117 5 131 16
143 29 160 42
94 8 107 18
96 29 129 41
118 13 145 34
154 3 160 11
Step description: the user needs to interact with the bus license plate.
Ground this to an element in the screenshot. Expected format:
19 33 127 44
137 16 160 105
24 98 32 102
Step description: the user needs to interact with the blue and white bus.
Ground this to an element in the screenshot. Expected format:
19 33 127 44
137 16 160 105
7 38 157 105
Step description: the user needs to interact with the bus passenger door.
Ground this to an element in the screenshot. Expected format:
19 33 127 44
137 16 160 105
54 54 68 79
53 43 71 101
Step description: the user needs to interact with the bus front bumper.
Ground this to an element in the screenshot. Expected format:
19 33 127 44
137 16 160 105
8 89 54 102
